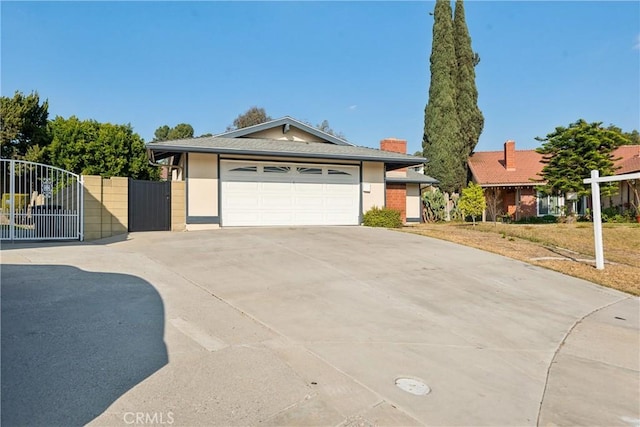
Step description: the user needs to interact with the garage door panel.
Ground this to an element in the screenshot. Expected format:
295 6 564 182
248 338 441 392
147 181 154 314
225 181 260 191
262 195 293 208
294 195 325 209
262 182 294 191
221 160 359 226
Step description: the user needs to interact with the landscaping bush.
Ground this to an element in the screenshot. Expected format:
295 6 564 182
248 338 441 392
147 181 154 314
363 207 402 228
514 215 558 224
601 206 635 223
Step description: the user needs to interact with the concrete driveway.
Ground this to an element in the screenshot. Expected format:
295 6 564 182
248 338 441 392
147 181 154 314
1 227 638 426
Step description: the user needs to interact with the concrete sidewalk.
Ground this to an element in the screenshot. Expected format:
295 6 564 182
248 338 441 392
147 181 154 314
1 227 638 426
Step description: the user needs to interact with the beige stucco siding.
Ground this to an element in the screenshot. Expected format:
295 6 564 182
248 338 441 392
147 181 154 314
247 127 327 143
362 162 385 213
187 153 218 217
171 154 185 181
406 183 421 220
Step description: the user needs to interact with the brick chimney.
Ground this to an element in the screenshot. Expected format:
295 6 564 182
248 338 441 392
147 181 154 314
504 140 516 171
380 138 408 223
380 138 407 155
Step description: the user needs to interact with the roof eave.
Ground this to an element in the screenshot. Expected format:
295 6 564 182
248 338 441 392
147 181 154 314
147 144 425 166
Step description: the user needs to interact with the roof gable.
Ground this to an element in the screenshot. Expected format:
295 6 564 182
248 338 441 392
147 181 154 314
215 116 354 146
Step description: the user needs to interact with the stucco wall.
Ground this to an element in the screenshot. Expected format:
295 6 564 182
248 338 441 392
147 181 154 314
362 162 385 214
187 153 218 218
248 127 326 143
406 183 421 221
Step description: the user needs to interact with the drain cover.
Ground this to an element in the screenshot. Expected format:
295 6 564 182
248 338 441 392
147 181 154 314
395 377 430 396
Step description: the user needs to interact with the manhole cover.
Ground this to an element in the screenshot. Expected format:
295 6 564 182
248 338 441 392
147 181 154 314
395 377 430 396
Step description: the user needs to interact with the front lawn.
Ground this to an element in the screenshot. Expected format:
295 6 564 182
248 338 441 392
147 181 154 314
403 222 640 296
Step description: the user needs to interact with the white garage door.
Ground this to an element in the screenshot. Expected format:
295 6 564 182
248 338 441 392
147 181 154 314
220 160 360 226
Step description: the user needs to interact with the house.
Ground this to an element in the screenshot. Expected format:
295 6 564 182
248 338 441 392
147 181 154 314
147 116 435 229
468 141 640 220
606 144 640 212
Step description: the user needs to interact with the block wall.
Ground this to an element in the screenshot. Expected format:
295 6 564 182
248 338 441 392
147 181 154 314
83 176 128 241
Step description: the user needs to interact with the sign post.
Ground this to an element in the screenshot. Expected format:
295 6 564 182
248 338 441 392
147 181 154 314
583 170 640 270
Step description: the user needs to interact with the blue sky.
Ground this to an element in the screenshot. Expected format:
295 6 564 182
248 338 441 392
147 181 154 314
2 1 639 155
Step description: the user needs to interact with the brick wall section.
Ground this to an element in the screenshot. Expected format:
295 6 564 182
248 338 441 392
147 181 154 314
380 138 408 222
386 183 407 222
171 181 186 231
519 188 537 218
82 175 128 241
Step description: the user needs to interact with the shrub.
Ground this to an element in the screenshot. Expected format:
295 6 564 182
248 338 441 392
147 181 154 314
514 215 557 224
422 189 446 222
363 207 402 228
458 182 486 225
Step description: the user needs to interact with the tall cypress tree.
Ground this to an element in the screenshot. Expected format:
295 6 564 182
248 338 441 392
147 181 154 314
453 0 484 159
423 0 465 193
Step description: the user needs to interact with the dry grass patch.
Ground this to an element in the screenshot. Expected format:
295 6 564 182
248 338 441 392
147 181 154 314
402 222 640 296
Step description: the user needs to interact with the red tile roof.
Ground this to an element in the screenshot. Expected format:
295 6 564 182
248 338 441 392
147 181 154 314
614 145 640 174
468 147 544 187
469 144 640 187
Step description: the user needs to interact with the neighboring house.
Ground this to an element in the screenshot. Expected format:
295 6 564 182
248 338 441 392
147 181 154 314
605 144 640 212
468 141 640 220
147 116 433 229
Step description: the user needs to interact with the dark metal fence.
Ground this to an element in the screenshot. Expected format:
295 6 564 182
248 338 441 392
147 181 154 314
128 179 171 232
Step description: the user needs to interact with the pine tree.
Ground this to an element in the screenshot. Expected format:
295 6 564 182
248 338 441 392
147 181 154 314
423 0 465 193
453 0 484 158
535 119 627 197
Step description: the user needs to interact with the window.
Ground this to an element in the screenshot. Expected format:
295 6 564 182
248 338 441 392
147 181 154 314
328 169 351 176
297 167 322 175
263 166 290 174
229 166 257 173
537 192 561 215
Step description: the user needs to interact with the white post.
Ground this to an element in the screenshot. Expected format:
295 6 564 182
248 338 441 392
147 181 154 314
589 170 604 270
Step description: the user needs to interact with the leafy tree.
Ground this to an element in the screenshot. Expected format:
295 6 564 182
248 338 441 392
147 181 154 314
152 123 194 141
458 182 486 225
226 107 271 131
1 91 51 159
453 0 484 158
535 119 627 198
423 0 465 194
48 116 158 180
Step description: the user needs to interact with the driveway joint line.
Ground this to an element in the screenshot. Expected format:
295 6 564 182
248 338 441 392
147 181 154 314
536 295 633 426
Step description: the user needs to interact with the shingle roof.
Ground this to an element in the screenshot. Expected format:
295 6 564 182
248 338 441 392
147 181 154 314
468 144 640 187
148 136 426 168
386 169 439 184
468 149 544 187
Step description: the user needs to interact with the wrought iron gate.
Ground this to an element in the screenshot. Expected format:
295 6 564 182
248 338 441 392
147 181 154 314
1 159 83 241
